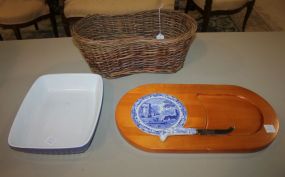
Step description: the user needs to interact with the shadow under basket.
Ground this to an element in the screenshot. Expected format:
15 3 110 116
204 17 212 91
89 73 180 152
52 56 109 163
72 10 197 79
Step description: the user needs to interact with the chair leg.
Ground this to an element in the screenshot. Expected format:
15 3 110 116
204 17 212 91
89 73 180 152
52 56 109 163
13 28 22 40
174 0 180 10
202 13 210 32
185 0 190 13
185 0 196 13
242 0 255 31
201 0 213 32
0 34 3 41
34 23 39 30
50 14 59 37
62 14 71 37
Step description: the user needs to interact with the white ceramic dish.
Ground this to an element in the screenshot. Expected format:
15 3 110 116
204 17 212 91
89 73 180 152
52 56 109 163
8 74 103 153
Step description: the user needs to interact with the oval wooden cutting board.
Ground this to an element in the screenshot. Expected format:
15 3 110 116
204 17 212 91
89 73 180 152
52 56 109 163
115 84 279 152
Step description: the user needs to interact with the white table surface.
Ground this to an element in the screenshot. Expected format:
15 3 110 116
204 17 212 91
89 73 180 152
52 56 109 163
0 32 284 177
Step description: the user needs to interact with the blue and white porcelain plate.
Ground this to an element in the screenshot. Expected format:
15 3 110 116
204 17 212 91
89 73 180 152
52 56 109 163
131 93 187 136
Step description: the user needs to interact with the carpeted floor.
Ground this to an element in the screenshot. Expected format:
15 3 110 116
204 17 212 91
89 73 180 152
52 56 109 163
0 6 279 41
231 8 282 32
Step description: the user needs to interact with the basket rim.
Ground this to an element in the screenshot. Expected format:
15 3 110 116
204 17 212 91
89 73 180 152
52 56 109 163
71 9 197 44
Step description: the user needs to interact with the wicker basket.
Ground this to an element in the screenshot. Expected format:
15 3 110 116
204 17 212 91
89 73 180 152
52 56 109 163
72 10 197 79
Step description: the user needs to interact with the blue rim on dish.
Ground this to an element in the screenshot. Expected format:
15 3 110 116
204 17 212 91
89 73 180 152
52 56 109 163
131 93 187 136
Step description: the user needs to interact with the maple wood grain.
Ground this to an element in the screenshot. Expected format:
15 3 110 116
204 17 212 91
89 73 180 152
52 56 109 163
115 84 279 152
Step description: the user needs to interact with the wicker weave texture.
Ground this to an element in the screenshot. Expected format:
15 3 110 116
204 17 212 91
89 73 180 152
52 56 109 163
72 10 197 78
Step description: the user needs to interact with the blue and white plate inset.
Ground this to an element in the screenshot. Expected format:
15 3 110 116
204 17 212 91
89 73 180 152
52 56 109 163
131 93 187 136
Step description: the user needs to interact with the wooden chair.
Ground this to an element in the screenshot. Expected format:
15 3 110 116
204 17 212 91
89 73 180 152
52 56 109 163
186 0 255 31
0 0 58 40
61 0 180 36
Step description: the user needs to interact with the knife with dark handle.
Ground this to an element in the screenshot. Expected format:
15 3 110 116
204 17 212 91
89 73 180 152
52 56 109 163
159 127 234 141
